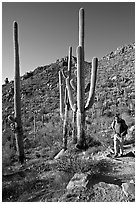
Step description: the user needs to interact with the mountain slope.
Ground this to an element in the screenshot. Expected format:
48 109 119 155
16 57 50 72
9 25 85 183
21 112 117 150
2 42 135 202
2 42 135 120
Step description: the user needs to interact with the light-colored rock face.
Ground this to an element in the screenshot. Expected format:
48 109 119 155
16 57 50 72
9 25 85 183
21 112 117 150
66 173 89 191
122 180 135 199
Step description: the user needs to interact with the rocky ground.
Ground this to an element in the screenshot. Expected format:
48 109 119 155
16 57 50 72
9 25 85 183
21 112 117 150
2 140 135 202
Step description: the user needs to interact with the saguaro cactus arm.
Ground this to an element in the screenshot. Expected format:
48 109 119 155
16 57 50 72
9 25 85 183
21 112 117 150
85 57 98 111
8 115 16 123
70 78 77 91
68 46 72 78
61 69 68 79
66 77 76 112
61 46 72 79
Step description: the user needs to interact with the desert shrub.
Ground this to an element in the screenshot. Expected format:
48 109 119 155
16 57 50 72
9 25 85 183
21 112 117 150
2 128 16 169
86 137 101 148
2 141 16 168
55 153 96 174
28 116 34 123
121 112 135 127
55 152 113 175
23 71 33 80
85 115 113 148
33 120 62 149
23 120 31 128
104 110 114 117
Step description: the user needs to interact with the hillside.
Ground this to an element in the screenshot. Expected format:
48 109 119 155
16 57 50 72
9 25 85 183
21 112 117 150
2 42 135 202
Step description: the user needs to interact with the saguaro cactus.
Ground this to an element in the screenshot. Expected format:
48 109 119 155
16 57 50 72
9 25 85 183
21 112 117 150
59 46 73 150
66 8 98 149
13 21 25 163
59 70 68 150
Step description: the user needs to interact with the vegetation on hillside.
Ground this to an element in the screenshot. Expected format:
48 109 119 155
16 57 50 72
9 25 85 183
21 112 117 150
2 42 135 202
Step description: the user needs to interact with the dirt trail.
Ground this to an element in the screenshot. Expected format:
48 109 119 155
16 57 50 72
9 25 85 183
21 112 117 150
2 144 135 202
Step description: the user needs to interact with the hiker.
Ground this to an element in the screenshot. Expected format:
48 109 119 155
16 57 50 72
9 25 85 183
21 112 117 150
111 114 128 157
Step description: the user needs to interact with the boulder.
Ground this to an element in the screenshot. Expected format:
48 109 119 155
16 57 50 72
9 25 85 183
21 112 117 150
124 125 135 145
122 180 135 199
66 173 90 191
93 182 125 202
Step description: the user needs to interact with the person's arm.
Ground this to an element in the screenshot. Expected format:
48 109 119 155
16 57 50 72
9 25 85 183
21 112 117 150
111 120 115 131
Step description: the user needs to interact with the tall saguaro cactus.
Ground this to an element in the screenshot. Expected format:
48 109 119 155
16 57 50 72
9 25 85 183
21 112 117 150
66 8 98 149
13 21 25 163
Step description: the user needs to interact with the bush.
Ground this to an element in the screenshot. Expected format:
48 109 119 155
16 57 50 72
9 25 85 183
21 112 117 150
33 121 63 149
2 141 16 168
121 112 135 127
55 151 113 175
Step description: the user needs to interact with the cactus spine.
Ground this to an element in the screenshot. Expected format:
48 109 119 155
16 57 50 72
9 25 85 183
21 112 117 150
13 21 24 163
66 8 98 149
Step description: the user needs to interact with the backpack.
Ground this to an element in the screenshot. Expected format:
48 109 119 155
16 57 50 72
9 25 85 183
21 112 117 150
121 119 128 135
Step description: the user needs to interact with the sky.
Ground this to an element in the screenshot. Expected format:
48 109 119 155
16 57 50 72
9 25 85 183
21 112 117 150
2 2 135 83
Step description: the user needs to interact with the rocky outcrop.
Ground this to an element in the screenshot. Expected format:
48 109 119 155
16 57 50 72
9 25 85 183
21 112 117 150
122 180 135 200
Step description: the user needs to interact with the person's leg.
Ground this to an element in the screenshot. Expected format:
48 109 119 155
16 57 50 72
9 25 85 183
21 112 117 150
114 134 119 156
119 136 124 156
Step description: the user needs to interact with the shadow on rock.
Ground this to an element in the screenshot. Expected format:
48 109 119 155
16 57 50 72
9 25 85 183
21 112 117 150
87 173 122 189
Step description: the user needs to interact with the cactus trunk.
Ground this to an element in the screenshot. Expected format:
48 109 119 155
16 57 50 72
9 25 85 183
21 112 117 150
76 46 86 147
59 71 64 120
13 21 24 164
62 103 69 150
85 57 98 110
72 109 77 144
75 8 86 148
79 8 85 61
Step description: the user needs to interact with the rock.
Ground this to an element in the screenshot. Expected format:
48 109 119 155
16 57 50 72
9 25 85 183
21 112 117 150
124 133 135 145
124 125 135 145
122 180 135 199
93 182 125 202
66 173 90 191
128 125 135 133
